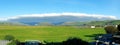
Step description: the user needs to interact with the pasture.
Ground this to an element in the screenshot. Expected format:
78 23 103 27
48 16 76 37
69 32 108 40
0 26 106 42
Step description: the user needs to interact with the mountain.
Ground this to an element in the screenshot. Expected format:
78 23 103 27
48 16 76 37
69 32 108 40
0 22 27 26
0 13 117 25
7 16 116 25
36 22 53 26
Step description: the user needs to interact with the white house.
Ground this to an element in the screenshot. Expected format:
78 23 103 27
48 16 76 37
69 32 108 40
91 26 95 28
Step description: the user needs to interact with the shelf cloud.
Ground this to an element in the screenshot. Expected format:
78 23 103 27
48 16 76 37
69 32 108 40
0 13 117 21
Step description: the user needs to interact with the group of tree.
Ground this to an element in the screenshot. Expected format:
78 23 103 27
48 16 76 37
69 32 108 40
104 24 120 34
45 37 89 45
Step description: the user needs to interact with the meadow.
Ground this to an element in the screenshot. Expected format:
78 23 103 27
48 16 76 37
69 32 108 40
0 26 106 42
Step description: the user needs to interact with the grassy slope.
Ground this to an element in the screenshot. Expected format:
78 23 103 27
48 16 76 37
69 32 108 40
0 26 106 42
61 20 120 26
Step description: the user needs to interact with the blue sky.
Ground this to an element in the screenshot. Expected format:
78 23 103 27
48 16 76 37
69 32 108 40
0 0 120 19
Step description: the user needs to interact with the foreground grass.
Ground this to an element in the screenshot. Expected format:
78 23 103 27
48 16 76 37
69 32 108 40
0 26 106 42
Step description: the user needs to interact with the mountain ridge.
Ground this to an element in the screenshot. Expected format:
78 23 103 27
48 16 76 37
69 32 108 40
0 13 117 25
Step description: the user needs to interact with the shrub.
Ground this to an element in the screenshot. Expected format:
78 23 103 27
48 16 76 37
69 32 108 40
7 40 20 45
62 37 89 45
45 37 89 45
4 35 15 41
104 26 118 34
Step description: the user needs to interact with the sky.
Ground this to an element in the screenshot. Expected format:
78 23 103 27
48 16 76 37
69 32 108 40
0 0 120 19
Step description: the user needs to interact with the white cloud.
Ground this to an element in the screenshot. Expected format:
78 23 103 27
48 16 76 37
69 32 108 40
0 13 118 21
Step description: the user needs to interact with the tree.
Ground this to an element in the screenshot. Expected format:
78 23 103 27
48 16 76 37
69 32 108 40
117 24 120 31
4 35 15 41
104 26 118 34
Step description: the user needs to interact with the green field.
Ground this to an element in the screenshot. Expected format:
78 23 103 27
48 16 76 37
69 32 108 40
0 26 106 42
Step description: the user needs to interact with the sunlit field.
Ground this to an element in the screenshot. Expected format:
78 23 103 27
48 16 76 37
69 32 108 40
0 26 106 42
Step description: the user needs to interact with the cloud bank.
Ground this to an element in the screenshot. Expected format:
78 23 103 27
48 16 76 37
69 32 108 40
0 13 117 21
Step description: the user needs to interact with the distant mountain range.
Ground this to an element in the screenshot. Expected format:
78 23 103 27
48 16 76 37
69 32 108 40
0 22 27 26
0 13 118 25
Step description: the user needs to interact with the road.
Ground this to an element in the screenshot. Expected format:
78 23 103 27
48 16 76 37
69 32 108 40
0 40 10 45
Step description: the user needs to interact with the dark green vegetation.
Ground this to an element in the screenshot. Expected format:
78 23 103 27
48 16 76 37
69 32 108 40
104 26 118 34
8 38 89 45
0 26 105 42
4 35 15 41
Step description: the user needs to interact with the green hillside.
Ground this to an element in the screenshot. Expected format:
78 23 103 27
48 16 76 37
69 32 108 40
61 20 120 26
85 20 120 26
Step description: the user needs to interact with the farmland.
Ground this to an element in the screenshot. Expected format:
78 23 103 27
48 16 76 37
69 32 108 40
0 26 106 42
